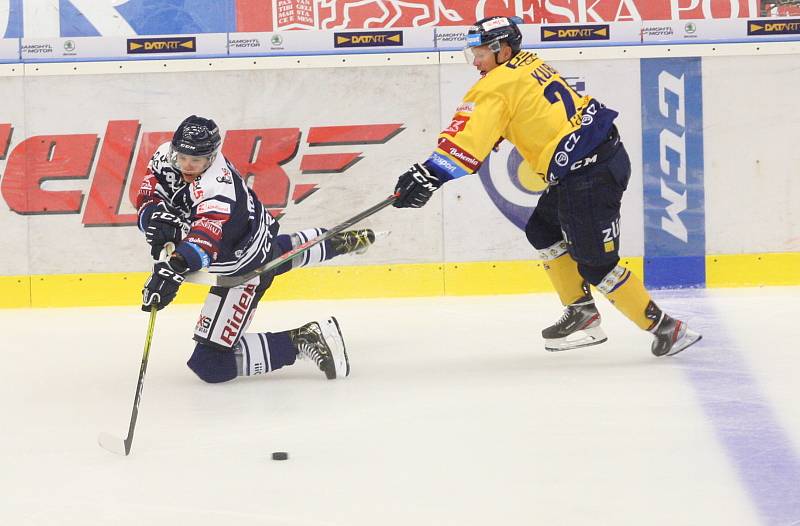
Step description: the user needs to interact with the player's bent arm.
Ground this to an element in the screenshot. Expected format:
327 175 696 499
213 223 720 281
135 172 170 232
175 198 232 271
430 88 510 180
393 89 508 209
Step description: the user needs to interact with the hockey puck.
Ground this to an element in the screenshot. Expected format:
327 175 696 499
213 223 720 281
271 451 289 461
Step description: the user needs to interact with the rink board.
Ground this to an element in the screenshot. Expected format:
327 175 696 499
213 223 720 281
0 46 798 307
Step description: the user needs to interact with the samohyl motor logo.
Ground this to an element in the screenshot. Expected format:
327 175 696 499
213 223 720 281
478 142 547 231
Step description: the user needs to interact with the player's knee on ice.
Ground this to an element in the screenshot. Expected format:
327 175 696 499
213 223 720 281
187 332 299 383
187 343 239 383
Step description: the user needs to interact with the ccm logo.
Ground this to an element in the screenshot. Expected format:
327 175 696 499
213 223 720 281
658 70 688 243
570 153 597 171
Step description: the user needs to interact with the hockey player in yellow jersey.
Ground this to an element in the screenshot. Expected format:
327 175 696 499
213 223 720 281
392 15 701 357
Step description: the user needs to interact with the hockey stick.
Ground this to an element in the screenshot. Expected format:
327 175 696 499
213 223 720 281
98 243 173 456
184 194 398 289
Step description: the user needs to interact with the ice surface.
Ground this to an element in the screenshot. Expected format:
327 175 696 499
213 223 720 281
1 287 798 525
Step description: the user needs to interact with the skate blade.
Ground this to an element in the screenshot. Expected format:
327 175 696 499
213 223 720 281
664 329 702 357
545 327 608 352
322 317 350 378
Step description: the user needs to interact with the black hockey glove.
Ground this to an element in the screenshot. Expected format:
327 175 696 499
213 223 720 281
141 258 187 312
145 208 185 259
393 163 442 208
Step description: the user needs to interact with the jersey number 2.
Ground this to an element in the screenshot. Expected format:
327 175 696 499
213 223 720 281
544 80 578 119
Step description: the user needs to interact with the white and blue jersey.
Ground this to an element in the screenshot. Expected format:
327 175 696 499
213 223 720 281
136 142 279 277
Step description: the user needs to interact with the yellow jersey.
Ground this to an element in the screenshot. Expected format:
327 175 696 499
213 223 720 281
425 51 618 185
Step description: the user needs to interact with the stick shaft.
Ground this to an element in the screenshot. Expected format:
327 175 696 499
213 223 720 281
100 244 171 455
212 194 396 288
120 304 158 454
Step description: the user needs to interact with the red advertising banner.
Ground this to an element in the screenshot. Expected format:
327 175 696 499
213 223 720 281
0 121 404 226
236 0 787 31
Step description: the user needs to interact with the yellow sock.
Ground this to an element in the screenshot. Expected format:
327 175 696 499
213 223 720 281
600 267 655 330
543 253 587 306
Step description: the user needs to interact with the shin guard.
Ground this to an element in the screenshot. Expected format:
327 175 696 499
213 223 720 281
235 331 297 377
598 266 654 330
539 241 589 306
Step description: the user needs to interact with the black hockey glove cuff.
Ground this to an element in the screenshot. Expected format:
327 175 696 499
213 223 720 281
141 259 186 312
145 208 186 259
393 163 443 208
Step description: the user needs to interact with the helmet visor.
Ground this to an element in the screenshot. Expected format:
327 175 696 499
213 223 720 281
169 145 215 176
463 40 501 64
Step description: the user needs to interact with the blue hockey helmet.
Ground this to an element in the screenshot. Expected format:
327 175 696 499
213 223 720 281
466 16 523 54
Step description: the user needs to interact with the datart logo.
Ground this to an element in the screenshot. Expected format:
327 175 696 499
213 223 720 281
271 34 284 46
478 142 547 231
748 19 800 35
127 37 196 54
541 24 609 42
334 31 403 48
64 40 76 52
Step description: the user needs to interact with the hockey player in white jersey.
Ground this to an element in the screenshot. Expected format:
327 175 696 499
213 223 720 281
136 115 375 383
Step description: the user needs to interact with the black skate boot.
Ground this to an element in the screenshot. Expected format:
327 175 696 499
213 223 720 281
542 295 608 351
330 229 376 256
290 316 350 379
646 302 702 357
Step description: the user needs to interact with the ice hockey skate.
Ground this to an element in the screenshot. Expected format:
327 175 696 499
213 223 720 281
649 314 702 357
291 317 350 379
542 295 608 351
330 228 387 256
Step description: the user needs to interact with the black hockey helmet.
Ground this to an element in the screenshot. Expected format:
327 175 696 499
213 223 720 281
169 115 221 174
466 16 523 54
171 115 221 157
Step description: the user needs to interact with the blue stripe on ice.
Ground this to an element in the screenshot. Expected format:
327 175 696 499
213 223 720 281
661 290 800 525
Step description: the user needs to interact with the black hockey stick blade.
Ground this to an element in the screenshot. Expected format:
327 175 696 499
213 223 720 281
203 194 397 288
